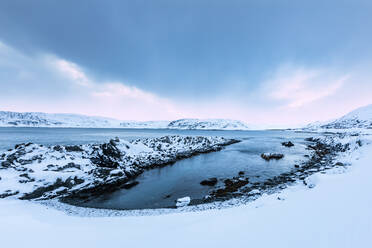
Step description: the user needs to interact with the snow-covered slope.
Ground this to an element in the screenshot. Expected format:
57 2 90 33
320 104 372 129
0 111 122 128
167 119 250 130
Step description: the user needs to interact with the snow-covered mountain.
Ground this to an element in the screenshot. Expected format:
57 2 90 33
321 104 372 129
120 121 169 129
167 118 250 130
0 111 251 130
306 104 372 130
0 111 122 128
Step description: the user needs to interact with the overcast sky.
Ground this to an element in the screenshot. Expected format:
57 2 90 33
0 0 372 127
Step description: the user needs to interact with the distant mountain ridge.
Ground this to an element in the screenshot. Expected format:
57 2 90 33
0 111 251 130
0 111 122 128
167 118 250 130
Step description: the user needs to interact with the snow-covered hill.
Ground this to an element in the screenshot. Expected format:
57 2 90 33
0 111 251 130
167 119 250 130
120 121 169 129
319 104 372 129
0 111 122 128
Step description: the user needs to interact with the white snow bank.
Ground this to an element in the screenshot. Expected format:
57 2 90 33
176 196 191 207
0 133 371 248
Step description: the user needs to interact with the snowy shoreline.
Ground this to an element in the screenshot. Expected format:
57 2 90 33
0 136 240 201
0 130 371 248
0 130 364 214
37 130 365 216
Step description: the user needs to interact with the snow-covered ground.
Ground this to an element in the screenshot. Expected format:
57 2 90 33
0 131 371 247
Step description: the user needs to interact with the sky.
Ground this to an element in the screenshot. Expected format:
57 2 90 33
0 0 372 127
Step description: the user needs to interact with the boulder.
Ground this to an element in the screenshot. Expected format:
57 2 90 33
200 177 218 186
261 153 284 161
65 145 84 152
281 141 294 147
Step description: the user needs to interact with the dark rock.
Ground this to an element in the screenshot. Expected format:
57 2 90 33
53 145 63 152
0 191 19 198
238 171 245 176
200 177 218 186
211 178 249 198
335 162 345 166
50 162 81 171
261 153 284 161
305 137 319 142
1 161 11 168
19 173 31 179
281 141 294 147
294 164 300 168
20 178 66 200
65 145 84 152
20 176 84 200
122 181 139 189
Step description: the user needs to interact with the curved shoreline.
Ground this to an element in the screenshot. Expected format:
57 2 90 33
0 136 240 201
62 132 358 213
61 138 240 204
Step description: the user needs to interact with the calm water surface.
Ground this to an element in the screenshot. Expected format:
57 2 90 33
0 127 317 210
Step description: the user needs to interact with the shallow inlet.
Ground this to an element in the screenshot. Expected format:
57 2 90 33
74 133 315 210
0 128 317 210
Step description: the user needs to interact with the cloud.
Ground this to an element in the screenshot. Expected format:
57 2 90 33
0 41 184 121
264 66 348 108
1 40 371 127
53 59 92 87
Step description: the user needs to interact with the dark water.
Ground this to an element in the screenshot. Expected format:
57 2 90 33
0 127 316 210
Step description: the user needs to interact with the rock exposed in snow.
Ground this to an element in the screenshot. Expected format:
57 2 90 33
0 136 240 200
